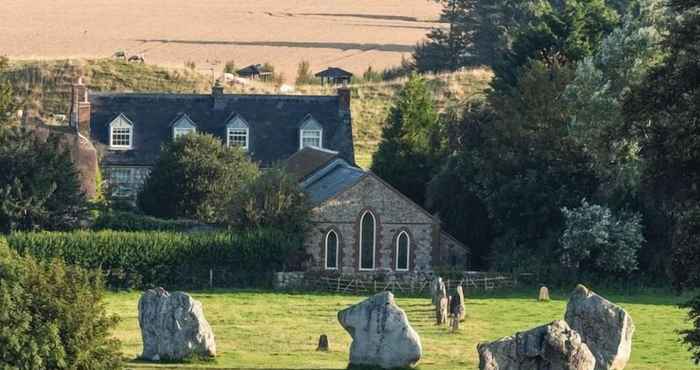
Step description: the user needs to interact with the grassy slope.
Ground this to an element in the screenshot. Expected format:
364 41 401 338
106 289 694 369
4 59 492 168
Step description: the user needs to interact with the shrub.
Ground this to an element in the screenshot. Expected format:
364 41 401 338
0 237 121 368
235 166 311 234
93 210 202 232
224 60 236 74
295 60 315 85
138 133 260 223
184 60 196 70
560 200 644 275
6 229 305 289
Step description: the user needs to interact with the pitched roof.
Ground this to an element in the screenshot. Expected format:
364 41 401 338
88 92 354 167
237 64 273 77
315 67 354 79
285 146 339 181
301 159 366 206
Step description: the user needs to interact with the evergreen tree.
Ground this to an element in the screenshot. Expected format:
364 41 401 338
371 74 442 206
138 133 260 223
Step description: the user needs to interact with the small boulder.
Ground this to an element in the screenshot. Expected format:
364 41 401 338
539 286 551 302
338 292 422 369
317 334 329 352
138 288 216 361
565 285 635 370
478 320 596 370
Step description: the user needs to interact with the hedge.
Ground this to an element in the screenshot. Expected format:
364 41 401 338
6 229 305 289
92 210 203 232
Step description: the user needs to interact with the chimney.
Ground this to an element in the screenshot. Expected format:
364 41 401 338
337 84 351 113
212 80 226 110
70 77 91 137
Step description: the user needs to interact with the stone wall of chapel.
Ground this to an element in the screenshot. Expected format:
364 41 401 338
305 175 438 274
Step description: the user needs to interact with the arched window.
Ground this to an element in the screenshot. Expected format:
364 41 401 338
396 231 410 271
359 211 376 270
325 230 339 270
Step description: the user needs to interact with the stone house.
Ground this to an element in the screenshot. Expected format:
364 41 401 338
286 147 470 275
69 79 353 198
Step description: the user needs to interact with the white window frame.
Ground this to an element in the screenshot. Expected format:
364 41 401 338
227 127 249 151
358 210 376 271
108 114 134 150
300 129 323 149
395 231 410 272
173 127 196 139
325 230 339 270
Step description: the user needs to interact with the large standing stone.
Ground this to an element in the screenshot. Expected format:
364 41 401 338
431 277 444 306
539 286 551 302
436 287 448 325
478 320 596 370
565 285 635 370
338 292 422 369
138 288 216 361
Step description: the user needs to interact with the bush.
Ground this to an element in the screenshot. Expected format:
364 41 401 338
93 210 202 232
6 229 306 289
0 237 121 368
295 61 315 85
224 60 236 74
138 133 259 223
235 167 311 234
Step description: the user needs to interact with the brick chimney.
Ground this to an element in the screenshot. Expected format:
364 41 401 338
212 80 226 110
70 77 91 137
337 85 351 113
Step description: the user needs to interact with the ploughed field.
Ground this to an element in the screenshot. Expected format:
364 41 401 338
0 0 442 77
106 289 694 369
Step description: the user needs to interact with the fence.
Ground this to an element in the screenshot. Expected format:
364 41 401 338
297 272 526 295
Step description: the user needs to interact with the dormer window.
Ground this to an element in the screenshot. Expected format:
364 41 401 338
171 114 197 140
108 113 134 150
299 115 323 149
225 114 250 151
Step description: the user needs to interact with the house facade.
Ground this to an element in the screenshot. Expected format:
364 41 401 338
286 148 470 275
69 79 353 198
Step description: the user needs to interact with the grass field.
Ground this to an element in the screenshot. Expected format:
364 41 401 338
106 288 695 369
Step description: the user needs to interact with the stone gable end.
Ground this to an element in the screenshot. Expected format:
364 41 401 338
305 174 438 274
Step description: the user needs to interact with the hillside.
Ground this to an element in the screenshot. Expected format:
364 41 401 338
0 0 442 78
3 59 492 168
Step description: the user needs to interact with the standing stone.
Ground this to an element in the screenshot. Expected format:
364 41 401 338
539 286 551 302
138 288 216 361
565 285 635 370
317 334 329 352
478 320 596 370
436 286 448 325
456 285 466 320
431 277 444 305
338 292 422 369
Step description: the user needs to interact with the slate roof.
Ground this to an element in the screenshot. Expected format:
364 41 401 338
301 158 366 206
315 67 354 79
285 146 339 181
237 64 273 77
88 92 354 167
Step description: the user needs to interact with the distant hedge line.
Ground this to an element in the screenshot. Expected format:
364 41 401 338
92 211 203 232
6 229 304 289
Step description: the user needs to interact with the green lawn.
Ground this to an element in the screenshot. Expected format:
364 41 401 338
106 289 696 369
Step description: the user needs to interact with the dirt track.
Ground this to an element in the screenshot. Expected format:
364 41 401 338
0 0 442 78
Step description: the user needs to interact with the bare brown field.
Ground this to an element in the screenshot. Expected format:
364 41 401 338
0 0 442 78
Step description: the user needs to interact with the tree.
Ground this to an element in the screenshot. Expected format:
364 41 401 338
0 129 88 233
560 200 644 276
623 0 700 289
0 238 121 369
0 56 18 127
138 133 260 223
235 166 311 234
371 74 442 206
492 0 619 92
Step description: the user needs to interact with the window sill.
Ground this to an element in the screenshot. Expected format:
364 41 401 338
109 146 133 151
